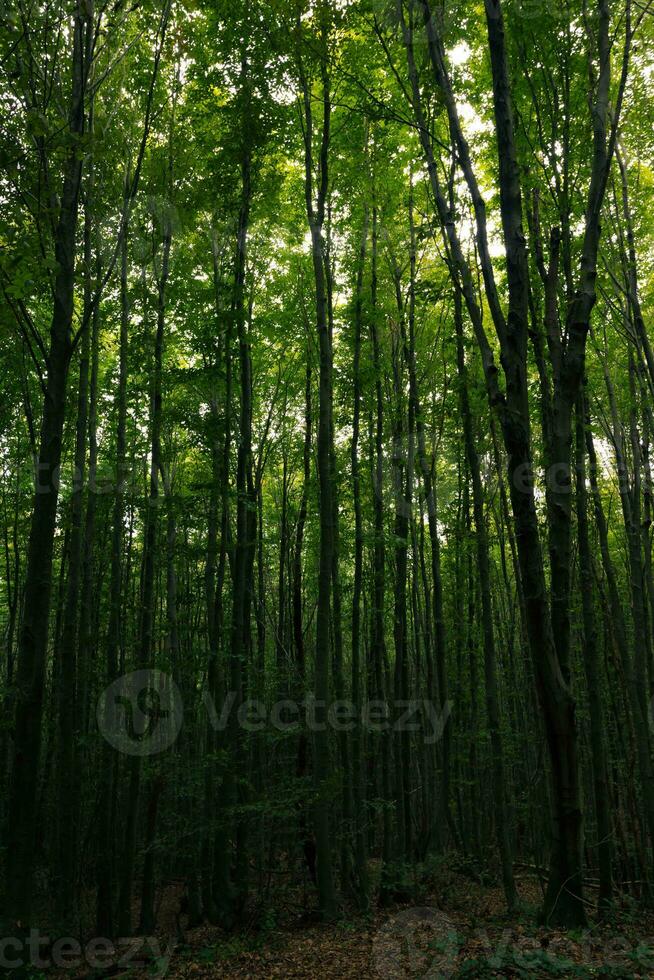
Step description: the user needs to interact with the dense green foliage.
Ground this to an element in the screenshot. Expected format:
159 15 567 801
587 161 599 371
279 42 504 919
1 0 654 947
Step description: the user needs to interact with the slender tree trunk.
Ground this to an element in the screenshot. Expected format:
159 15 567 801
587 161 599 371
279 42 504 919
56 73 96 918
97 182 130 937
204 226 233 923
389 251 413 865
293 360 318 886
118 205 172 935
298 19 337 917
575 391 612 907
454 288 517 908
350 203 369 908
368 199 393 901
228 108 255 914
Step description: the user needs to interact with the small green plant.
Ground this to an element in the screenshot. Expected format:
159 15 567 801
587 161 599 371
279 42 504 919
196 944 218 964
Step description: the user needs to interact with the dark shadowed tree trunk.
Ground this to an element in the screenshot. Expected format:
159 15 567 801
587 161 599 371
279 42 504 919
5 3 88 928
575 390 612 908
298 8 337 918
454 286 517 911
118 196 172 935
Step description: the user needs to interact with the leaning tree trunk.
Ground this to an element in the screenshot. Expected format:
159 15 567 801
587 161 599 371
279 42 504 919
404 0 625 924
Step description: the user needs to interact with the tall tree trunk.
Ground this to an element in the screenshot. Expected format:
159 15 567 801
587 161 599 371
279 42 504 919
575 391 612 908
454 288 517 910
350 203 369 908
117 206 172 935
5 3 87 928
401 0 625 923
204 225 233 924
389 245 413 865
228 101 255 913
369 198 393 901
56 73 95 919
293 360 318 886
298 16 337 917
97 181 130 938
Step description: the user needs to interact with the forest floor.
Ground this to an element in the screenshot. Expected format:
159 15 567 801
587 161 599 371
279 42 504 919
47 862 654 979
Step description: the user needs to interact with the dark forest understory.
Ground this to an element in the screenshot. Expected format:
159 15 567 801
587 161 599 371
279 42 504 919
2 0 654 975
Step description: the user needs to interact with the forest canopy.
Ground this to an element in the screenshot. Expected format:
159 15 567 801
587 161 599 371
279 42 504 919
1 0 654 966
